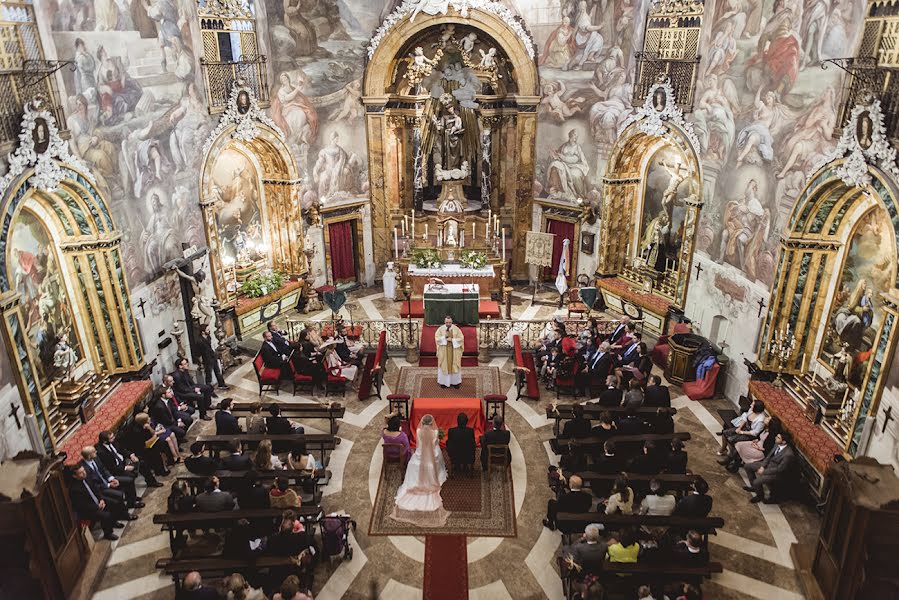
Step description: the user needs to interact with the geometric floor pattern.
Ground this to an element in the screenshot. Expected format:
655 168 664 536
89 286 816 600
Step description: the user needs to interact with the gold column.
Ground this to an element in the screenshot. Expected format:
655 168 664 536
364 101 390 271
262 178 306 276
596 177 639 276
512 104 537 280
675 194 703 307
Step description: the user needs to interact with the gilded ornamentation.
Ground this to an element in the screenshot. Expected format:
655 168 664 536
202 83 284 155
619 77 701 152
0 99 95 198
196 0 253 19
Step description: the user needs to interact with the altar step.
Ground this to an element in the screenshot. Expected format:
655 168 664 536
400 300 501 320
418 325 480 368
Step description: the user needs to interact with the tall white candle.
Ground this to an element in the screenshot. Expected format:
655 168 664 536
401 218 406 237
394 226 399 258
485 221 489 239
488 209 492 230
425 223 429 240
460 230 465 248
472 222 476 240
501 227 506 261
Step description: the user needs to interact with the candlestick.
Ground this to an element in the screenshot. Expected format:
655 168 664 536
501 227 506 261
438 229 442 247
460 230 465 248
424 223 428 240
472 222 476 240
394 226 399 259
488 209 492 230
485 221 488 239
721 321 729 347
401 218 406 237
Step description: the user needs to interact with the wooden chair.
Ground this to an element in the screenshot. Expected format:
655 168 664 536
325 374 348 397
253 353 281 396
382 442 408 468
567 288 589 318
486 443 511 469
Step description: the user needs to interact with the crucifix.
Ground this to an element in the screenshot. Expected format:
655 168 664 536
9 402 21 429
136 297 148 318
756 296 767 319
694 262 703 281
882 405 894 434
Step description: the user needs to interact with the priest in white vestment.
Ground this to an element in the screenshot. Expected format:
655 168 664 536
436 315 464 388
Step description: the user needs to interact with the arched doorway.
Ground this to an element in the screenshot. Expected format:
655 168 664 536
362 5 540 278
595 79 704 332
0 101 144 450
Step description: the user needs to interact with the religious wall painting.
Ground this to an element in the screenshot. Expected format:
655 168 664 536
208 147 265 264
818 207 896 389
8 209 82 390
639 145 690 272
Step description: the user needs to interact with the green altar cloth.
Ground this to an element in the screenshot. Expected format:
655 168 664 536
423 283 480 325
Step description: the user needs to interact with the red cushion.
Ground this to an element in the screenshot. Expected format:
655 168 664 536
387 394 410 400
328 375 348 383
484 394 506 402
683 363 719 401
513 335 524 367
294 374 313 382
461 326 478 354
479 300 501 318
522 353 540 399
260 368 281 382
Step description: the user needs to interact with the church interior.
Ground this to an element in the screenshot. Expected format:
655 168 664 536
2 0 899 598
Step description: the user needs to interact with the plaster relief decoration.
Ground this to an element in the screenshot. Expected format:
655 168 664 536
202 82 284 155
619 77 700 152
814 97 899 189
0 98 95 198
196 0 253 19
368 0 536 60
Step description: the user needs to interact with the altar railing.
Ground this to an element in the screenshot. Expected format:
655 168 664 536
285 319 420 351
477 318 639 351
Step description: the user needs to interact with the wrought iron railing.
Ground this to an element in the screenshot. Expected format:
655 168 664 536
285 319 420 352
201 54 269 113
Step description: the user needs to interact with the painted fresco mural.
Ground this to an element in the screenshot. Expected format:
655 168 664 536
208 147 266 263
818 208 896 387
8 209 82 389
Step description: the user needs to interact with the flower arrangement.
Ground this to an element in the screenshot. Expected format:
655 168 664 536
459 249 488 269
411 248 443 269
240 270 286 298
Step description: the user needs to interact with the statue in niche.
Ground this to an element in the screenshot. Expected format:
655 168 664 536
459 32 478 53
445 220 459 246
641 212 670 272
172 267 216 327
824 342 851 397
432 94 465 172
660 159 690 219
53 332 78 382
405 47 438 89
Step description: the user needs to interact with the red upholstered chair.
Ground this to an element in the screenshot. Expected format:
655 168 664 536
399 300 425 319
651 322 693 368
683 362 720 401
291 360 315 396
479 300 501 319
554 357 580 399
253 353 281 396
325 374 348 397
567 288 588 318
512 335 540 401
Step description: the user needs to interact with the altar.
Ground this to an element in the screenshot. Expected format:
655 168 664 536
408 264 495 299
423 283 480 325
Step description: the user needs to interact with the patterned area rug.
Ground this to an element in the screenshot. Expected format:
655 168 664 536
395 366 501 398
368 459 516 537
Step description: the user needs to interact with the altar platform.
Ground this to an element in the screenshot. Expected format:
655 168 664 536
418 324 479 368
400 299 501 320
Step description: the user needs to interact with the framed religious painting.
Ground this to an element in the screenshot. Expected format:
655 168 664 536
580 232 595 255
856 110 873 150
236 90 251 115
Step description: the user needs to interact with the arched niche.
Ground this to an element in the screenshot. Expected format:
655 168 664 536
200 121 306 304
0 166 144 451
758 160 899 454
596 81 704 312
362 7 539 279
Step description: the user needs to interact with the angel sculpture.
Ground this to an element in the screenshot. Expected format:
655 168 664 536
404 47 439 89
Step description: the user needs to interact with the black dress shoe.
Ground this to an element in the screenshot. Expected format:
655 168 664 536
131 501 146 509
104 533 120 541
542 518 556 531
113 521 125 529
200 415 212 421
217 384 230 390
749 495 763 503
742 485 754 492
125 513 139 521
147 481 164 488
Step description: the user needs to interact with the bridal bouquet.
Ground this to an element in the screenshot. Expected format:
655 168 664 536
412 248 443 269
459 249 488 269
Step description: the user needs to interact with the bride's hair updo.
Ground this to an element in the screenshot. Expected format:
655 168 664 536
420 414 434 426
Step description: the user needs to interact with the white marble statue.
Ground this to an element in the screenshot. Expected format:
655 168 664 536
479 47 498 68
173 267 216 327
53 333 78 382
383 262 398 300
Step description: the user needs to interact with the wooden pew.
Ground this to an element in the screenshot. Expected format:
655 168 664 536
553 432 692 456
176 469 330 504
556 556 723 599
197 433 337 465
555 512 724 543
157 556 299 589
154 506 323 557
563 471 698 495
546 405 677 419
229 401 346 435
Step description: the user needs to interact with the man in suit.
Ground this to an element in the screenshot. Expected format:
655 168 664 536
267 321 293 354
596 375 623 407
644 375 671 408
68 465 132 540
172 357 214 419
608 317 631 345
215 398 242 435
149 390 188 443
161 386 195 429
185 442 220 476
261 330 293 379
617 333 643 365
666 438 688 474
480 415 511 471
744 432 795 503
561 403 592 438
197 324 228 390
220 440 253 471
195 476 235 512
560 524 607 575
446 412 476 474
616 406 645 435
578 341 613 397
180 572 223 600
266 403 304 435
591 440 621 475
673 478 713 518
81 445 143 508
543 474 593 530
96 430 162 488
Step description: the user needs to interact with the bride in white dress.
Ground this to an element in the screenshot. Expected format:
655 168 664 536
390 414 450 527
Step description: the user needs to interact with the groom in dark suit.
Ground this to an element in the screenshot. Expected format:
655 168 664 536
446 412 476 474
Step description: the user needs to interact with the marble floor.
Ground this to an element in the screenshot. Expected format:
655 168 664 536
88 285 818 599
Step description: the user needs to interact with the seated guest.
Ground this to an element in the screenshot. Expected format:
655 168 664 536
651 407 675 434
628 440 662 474
729 417 781 473
225 572 266 600
185 442 220 476
665 438 688 474
272 575 313 600
446 412 476 473
97 430 161 488
591 440 621 475
544 474 592 530
333 322 364 364
195 476 235 512
287 441 322 471
577 336 596 365
717 399 766 460
262 329 293 379
744 431 795 503
149 389 188 443
674 584 702 600
381 415 412 464
253 439 284 470
579 341 613 397
216 398 243 435
561 523 607 575
172 357 214 420
180 572 223 600
673 478 712 517
603 474 634 515
596 375 622 407
616 406 645 435
267 510 312 557
123 412 174 475
480 415 511 471
167 480 196 513
644 375 671 407
269 477 302 509
672 530 708 563
621 378 644 410
221 440 253 471
236 474 270 510
617 333 643 369
162 374 196 417
81 445 142 508
534 331 561 372
619 342 651 384
589 411 617 439
606 527 640 563
67 465 132 541
543 346 563 385
323 343 358 387
303 322 324 348
268 321 293 354
562 403 592 438
612 323 639 353
245 402 267 434
639 479 676 516
608 317 631 345
266 404 304 435
196 325 229 392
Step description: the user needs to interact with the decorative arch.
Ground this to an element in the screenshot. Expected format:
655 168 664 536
361 6 540 278
596 79 704 310
0 102 144 451
199 83 306 304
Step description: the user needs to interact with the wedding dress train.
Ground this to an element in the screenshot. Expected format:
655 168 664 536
390 415 450 527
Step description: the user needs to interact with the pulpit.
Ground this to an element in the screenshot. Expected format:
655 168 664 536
664 333 704 384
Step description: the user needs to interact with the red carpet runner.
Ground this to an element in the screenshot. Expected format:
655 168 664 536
423 535 468 600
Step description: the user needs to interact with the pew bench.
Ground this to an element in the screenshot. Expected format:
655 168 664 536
358 330 388 401
197 433 337 466
157 556 300 589
176 469 330 504
546 405 677 419
229 402 346 435
556 556 723 599
555 512 724 545
552 432 692 456
563 471 699 495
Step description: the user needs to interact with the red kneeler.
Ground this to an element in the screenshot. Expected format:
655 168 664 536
683 362 720 401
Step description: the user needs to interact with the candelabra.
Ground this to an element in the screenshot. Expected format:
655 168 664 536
768 325 796 388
